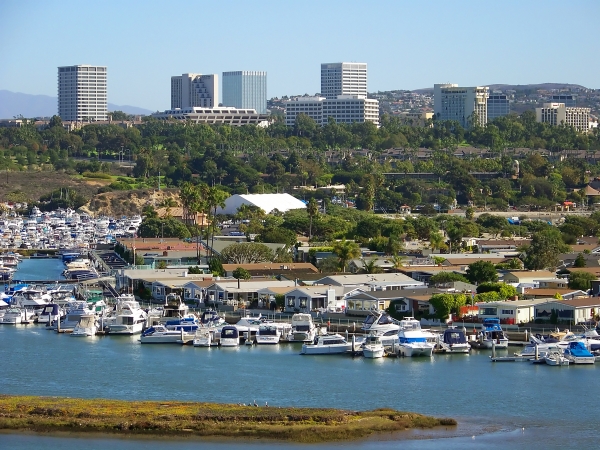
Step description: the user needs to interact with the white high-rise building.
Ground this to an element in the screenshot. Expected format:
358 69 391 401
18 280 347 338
321 62 367 99
171 73 218 109
536 103 590 133
433 84 489 128
58 65 107 121
222 71 267 114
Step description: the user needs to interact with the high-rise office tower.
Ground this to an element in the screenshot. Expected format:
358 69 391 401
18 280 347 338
222 71 267 114
321 62 367 99
487 94 510 121
434 84 489 128
58 65 107 121
551 94 576 107
171 73 218 109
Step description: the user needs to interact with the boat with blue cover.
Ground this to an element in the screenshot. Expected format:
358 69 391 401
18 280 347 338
564 341 595 365
475 318 508 349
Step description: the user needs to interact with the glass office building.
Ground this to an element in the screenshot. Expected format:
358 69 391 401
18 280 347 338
222 71 267 114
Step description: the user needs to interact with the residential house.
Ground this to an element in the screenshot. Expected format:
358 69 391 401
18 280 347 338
502 271 557 285
534 298 600 324
314 273 424 290
281 286 360 313
221 263 318 278
477 298 559 324
522 288 588 300
205 279 297 306
344 290 412 316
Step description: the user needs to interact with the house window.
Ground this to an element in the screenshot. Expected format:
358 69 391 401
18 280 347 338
501 309 514 315
299 297 307 308
287 296 295 307
481 308 497 316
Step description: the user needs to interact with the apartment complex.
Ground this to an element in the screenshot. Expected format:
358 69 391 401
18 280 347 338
57 65 107 121
170 73 218 109
320 62 368 99
433 84 489 128
536 103 590 132
222 71 267 114
487 94 510 121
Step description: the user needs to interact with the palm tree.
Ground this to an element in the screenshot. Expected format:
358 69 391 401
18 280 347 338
390 255 406 272
207 187 229 260
307 198 319 240
332 239 361 273
361 257 382 274
429 232 444 253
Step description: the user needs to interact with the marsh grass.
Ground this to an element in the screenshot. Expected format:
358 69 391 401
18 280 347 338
0 395 456 443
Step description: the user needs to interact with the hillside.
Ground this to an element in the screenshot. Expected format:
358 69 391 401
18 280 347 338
0 90 153 119
82 188 180 217
411 83 589 94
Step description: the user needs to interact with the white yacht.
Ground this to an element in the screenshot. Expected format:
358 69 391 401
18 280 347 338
71 315 98 337
220 326 240 347
159 293 189 324
255 325 281 345
397 317 435 357
301 333 352 355
362 335 385 359
140 324 195 344
1 307 34 324
193 328 219 347
199 309 225 328
288 313 318 342
108 299 147 335
56 301 94 331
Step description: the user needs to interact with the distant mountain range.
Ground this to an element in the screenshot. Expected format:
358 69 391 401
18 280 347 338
411 83 589 95
0 90 153 119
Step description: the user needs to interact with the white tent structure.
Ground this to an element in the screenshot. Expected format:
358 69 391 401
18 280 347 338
218 194 307 215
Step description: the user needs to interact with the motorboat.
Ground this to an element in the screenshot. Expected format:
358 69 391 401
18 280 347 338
362 335 385 359
255 325 281 345
37 304 63 324
288 313 318 342
220 326 240 347
1 307 34 324
437 327 470 353
397 317 435 357
361 310 400 334
159 293 189 324
476 318 509 349
200 309 225 328
140 324 195 344
55 301 95 331
108 299 147 335
516 337 564 358
564 341 595 365
193 328 219 347
544 350 569 366
71 315 98 337
301 333 352 355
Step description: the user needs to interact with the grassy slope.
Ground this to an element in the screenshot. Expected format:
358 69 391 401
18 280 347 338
0 396 456 443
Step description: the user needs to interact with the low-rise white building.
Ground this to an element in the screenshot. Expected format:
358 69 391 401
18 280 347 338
152 107 269 126
285 95 379 127
217 193 306 215
477 298 550 324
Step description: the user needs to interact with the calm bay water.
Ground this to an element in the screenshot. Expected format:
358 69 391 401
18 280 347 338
1 260 597 449
12 257 66 282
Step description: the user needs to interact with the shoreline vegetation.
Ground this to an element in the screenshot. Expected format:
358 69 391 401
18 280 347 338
0 395 456 443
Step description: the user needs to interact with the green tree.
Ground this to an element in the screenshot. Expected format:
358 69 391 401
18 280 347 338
232 267 252 280
574 253 586 268
465 260 499 284
428 231 445 253
429 293 467 320
429 272 469 286
523 228 570 270
476 282 517 299
220 242 274 264
568 271 596 291
332 239 361 272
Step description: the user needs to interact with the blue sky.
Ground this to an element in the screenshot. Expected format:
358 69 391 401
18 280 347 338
1 0 598 111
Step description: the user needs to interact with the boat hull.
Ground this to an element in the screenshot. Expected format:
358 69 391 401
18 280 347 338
301 344 352 355
481 339 509 349
399 344 434 357
363 345 385 358
108 323 144 335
